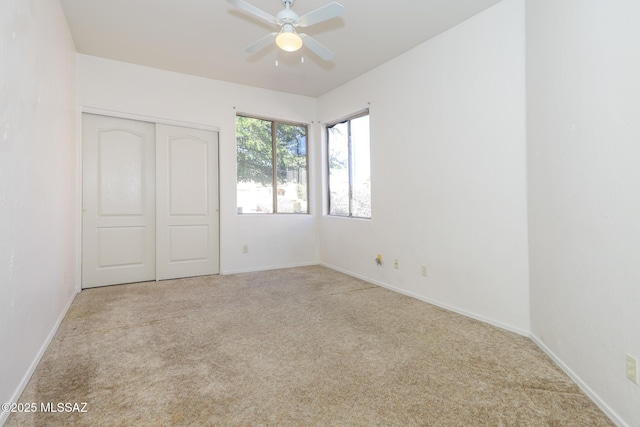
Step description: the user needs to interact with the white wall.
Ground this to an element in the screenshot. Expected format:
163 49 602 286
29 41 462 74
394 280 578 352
0 0 78 423
77 55 319 274
317 0 529 334
527 1 640 425
4 1 636 425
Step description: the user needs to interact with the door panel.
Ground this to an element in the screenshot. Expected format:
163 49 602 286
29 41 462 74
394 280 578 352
98 131 144 215
169 225 209 262
156 124 219 280
169 138 208 215
97 226 145 267
82 114 156 288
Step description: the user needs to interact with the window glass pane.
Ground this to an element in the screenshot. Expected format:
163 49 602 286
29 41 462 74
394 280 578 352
351 115 371 218
328 122 350 216
236 116 273 213
276 123 308 213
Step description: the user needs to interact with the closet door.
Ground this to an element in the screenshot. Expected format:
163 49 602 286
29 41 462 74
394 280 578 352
82 114 156 288
155 124 219 280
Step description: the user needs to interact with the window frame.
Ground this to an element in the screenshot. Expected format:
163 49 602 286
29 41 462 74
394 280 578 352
236 113 310 215
326 109 371 219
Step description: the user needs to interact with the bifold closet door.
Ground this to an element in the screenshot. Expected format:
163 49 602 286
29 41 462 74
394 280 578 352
82 114 156 288
155 124 219 280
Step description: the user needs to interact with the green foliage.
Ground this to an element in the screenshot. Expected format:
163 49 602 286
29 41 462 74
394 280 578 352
327 125 348 171
236 116 273 186
236 116 307 186
275 123 306 184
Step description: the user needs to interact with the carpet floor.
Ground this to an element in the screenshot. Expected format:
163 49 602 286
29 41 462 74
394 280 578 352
6 266 613 426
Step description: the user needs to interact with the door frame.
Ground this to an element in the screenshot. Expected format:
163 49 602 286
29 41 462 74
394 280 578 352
76 106 221 290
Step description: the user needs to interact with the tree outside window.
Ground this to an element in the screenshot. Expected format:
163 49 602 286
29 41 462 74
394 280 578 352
327 112 370 218
236 115 308 214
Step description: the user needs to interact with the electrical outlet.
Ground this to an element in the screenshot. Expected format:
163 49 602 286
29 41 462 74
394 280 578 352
421 265 428 276
626 354 639 384
242 245 249 254
394 259 399 269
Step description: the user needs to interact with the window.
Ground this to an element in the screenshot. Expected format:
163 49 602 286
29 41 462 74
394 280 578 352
327 111 371 218
236 115 308 214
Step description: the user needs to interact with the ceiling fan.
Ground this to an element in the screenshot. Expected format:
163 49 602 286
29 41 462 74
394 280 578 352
227 0 344 61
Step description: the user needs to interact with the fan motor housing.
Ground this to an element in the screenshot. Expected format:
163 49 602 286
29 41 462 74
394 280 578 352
277 8 299 23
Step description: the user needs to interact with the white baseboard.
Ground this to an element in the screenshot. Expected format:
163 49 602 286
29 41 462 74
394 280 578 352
529 335 626 427
221 261 319 276
0 289 79 427
321 263 625 426
1 269 625 427
321 262 529 337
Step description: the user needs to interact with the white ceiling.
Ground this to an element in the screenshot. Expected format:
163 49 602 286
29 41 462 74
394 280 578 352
59 0 504 97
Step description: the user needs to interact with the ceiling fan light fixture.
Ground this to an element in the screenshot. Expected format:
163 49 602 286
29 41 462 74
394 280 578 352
276 31 302 52
229 0 342 60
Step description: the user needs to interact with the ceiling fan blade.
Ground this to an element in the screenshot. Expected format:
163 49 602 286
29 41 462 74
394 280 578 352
245 32 278 53
297 2 344 27
227 0 277 24
300 34 335 61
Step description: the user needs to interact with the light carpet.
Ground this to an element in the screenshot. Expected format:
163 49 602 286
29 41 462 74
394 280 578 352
6 266 614 426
